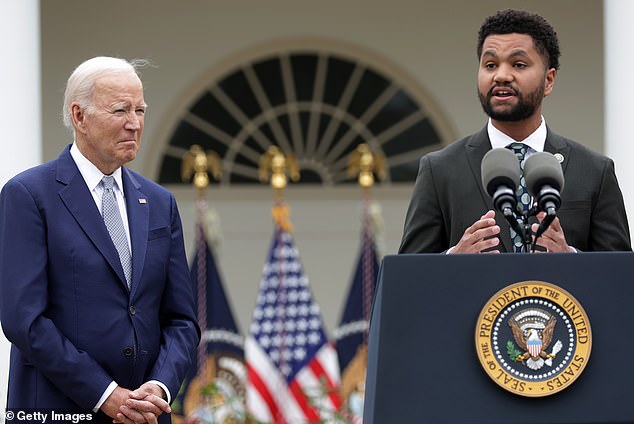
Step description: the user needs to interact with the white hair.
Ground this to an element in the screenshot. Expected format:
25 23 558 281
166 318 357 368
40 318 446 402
62 56 149 131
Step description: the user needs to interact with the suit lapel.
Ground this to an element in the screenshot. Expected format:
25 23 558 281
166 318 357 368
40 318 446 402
544 128 571 175
466 128 513 252
465 128 492 206
122 168 149 297
56 147 129 290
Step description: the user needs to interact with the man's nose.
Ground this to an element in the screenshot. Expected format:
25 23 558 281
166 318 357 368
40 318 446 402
493 64 514 83
125 112 142 130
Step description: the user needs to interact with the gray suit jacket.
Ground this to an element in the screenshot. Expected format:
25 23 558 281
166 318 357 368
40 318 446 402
399 126 631 253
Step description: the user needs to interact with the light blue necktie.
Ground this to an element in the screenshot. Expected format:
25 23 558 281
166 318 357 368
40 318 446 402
101 175 132 288
506 143 531 253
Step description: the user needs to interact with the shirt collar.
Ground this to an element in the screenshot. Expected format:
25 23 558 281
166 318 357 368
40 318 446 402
70 143 124 192
487 117 547 153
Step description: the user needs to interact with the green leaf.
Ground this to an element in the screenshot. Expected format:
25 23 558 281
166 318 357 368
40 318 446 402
506 340 522 361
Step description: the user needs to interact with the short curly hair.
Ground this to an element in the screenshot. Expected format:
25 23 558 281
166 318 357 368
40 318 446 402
477 9 560 70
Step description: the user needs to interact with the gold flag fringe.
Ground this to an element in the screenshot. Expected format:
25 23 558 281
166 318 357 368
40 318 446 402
272 201 293 233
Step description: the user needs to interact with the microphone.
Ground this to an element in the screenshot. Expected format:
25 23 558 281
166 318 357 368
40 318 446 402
524 152 565 240
524 152 564 214
481 148 528 249
481 148 521 217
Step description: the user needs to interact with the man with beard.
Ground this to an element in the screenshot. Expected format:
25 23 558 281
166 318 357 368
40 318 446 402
399 9 631 254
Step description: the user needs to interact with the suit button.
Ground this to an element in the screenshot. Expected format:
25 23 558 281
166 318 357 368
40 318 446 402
129 305 136 315
123 347 133 357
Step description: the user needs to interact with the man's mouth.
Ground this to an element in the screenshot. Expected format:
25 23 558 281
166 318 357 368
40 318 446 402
491 87 516 98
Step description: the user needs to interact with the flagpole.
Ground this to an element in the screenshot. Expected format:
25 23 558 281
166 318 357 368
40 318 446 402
182 145 222 381
361 194 372 345
348 144 386 344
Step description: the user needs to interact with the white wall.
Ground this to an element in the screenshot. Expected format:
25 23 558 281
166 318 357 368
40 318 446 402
0 0 41 414
605 0 634 230
38 0 607 336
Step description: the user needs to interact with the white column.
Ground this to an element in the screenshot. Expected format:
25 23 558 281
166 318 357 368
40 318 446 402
605 0 634 234
0 0 41 415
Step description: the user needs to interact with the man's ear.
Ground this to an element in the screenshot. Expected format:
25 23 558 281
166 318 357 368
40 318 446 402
544 68 557 98
71 103 87 134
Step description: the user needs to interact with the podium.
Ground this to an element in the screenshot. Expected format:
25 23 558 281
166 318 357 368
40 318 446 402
363 252 634 424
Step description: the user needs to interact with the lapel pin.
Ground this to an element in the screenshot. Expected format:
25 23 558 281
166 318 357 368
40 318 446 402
554 153 564 163
138 198 147 204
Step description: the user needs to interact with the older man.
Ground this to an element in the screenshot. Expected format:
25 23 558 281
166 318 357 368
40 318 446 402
0 56 200 423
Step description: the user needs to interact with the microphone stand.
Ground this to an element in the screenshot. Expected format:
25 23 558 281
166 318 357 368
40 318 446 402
510 206 559 253
531 206 557 252
503 207 539 253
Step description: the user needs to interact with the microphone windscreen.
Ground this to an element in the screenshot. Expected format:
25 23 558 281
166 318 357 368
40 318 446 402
524 152 564 196
481 148 521 197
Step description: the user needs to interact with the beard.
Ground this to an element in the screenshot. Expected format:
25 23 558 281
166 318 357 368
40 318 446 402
478 83 545 122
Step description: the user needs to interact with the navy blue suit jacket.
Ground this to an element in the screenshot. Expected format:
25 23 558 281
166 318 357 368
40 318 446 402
0 146 200 422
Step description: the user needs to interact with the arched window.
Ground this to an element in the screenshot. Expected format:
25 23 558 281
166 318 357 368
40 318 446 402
156 42 454 186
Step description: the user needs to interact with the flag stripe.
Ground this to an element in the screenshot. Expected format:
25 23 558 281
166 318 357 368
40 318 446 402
308 352 341 409
293 352 341 416
246 383 273 423
294 360 340 416
315 343 341 388
246 336 306 422
289 378 320 422
248 362 286 424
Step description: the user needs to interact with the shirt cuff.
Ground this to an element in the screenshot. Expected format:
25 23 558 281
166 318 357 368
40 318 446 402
147 380 171 404
93 381 118 413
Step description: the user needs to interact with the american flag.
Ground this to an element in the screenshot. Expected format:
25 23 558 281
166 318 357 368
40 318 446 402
246 226 341 423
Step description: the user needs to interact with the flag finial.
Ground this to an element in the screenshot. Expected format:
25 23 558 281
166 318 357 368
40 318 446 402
258 145 300 199
181 144 222 197
347 143 386 191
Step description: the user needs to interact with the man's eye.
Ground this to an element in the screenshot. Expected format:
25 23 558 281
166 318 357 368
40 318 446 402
485 63 496 69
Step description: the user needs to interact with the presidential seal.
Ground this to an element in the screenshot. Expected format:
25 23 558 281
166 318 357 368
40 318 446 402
475 281 591 397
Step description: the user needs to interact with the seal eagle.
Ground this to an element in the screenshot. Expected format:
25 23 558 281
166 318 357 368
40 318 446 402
509 308 557 370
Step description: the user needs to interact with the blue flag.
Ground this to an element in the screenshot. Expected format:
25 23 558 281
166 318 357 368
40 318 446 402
191 236 243 359
174 217 246 421
334 207 380 423
335 224 379 372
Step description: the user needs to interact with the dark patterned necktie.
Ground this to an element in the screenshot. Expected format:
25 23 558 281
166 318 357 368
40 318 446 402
506 143 531 253
101 176 132 288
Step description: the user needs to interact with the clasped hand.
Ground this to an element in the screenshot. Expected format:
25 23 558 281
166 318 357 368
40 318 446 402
103 383 171 424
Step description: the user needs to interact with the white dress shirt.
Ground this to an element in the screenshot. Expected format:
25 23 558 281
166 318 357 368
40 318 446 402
487 116 547 154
